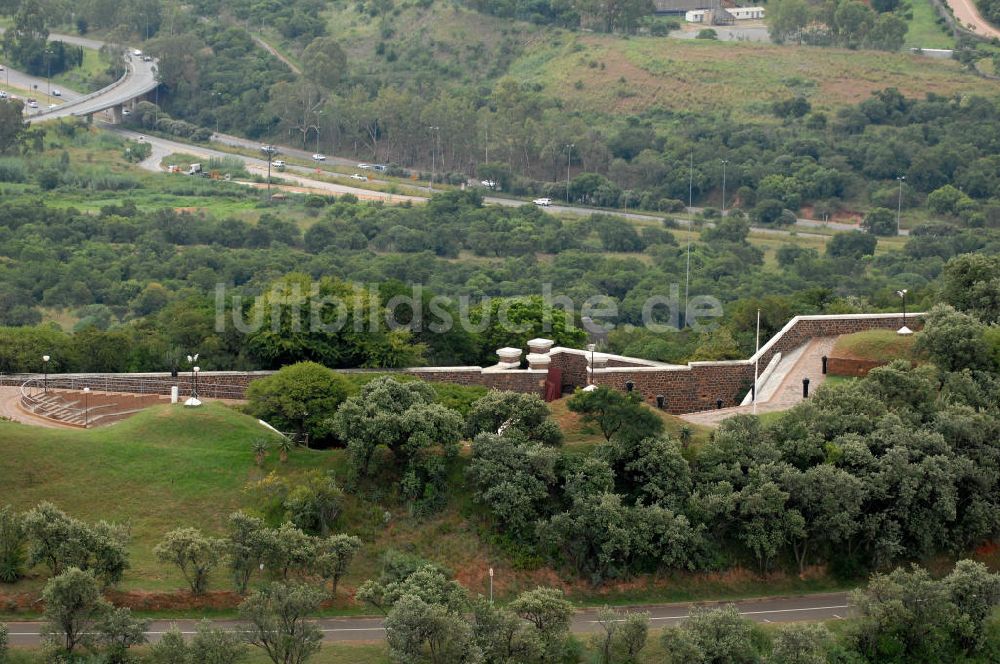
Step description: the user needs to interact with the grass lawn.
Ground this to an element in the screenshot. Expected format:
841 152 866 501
511 32 1000 120
831 329 917 362
50 46 108 94
903 0 955 50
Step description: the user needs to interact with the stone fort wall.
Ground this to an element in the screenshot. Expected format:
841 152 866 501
0 313 921 415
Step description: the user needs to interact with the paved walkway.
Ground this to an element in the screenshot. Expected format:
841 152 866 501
681 337 837 426
0 387 75 429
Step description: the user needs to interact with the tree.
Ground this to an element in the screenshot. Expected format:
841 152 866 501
941 253 1000 324
768 0 810 43
590 606 649 664
659 606 762 664
0 505 26 583
154 528 226 595
467 433 559 541
471 295 587 365
148 625 189 664
915 304 993 373
782 465 864 574
283 471 344 536
96 607 150 664
23 502 130 587
333 377 463 513
1 0 48 74
301 37 347 90
40 568 110 655
239 583 325 664
246 362 349 445
464 390 563 445
861 207 896 236
189 620 250 664
769 623 833 664
826 231 877 258
314 534 363 596
0 99 28 154
509 587 576 662
567 386 663 443
736 478 804 573
227 511 268 595
385 594 483 664
259 522 317 581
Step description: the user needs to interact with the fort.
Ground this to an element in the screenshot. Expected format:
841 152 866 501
0 312 921 426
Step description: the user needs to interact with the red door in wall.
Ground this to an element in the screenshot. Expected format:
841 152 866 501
544 366 562 402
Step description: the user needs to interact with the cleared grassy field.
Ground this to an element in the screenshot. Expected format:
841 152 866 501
51 46 108 94
512 33 999 119
831 329 917 362
904 0 955 50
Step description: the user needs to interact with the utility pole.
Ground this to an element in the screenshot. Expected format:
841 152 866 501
896 175 905 235
720 159 729 215
688 152 694 210
684 239 691 328
565 143 574 204
428 125 439 192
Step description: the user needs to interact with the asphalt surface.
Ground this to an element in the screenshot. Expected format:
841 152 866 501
0 31 157 122
4 591 851 646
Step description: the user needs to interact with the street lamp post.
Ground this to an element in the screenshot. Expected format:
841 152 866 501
488 567 494 604
720 159 730 215
586 343 596 386
45 48 52 97
896 289 912 335
896 176 905 235
428 126 440 192
42 355 50 393
193 366 200 399
565 143 574 204
83 387 90 428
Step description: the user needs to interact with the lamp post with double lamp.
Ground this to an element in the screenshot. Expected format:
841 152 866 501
896 289 912 335
896 175 906 235
184 354 202 407
42 355 50 393
565 143 574 204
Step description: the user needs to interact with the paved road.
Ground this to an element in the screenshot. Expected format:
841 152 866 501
0 29 158 121
947 0 1000 39
4 591 850 646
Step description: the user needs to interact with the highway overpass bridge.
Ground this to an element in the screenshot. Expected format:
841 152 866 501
31 53 158 124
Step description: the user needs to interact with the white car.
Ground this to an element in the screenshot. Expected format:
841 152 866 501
122 108 130 115
48 103 57 109
52 89 61 97
27 100 38 108
272 160 285 168
481 179 497 188
133 49 143 56
0 91 7 99
533 197 552 206
357 163 371 170
350 173 368 181
312 153 326 161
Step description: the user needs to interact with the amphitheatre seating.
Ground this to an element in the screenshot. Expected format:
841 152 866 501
20 388 170 428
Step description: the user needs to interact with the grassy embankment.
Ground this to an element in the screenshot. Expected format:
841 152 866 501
0 395 861 615
830 329 917 363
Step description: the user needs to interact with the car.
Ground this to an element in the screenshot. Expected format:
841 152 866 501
132 49 142 56
350 173 368 181
0 91 7 99
357 163 371 170
260 144 275 152
27 100 37 108
51 89 61 97
533 197 552 206
142 55 152 62
122 108 131 115
272 160 285 168
48 104 57 109
372 164 387 172
0 65 4 71
312 153 326 161
481 179 497 188
137 135 145 142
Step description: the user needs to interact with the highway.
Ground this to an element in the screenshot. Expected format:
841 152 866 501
4 591 851 646
0 29 158 122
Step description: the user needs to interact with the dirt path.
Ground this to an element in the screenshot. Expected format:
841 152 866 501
252 35 302 75
681 337 837 426
947 0 1000 39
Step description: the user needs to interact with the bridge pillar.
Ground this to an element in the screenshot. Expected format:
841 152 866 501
112 104 123 124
